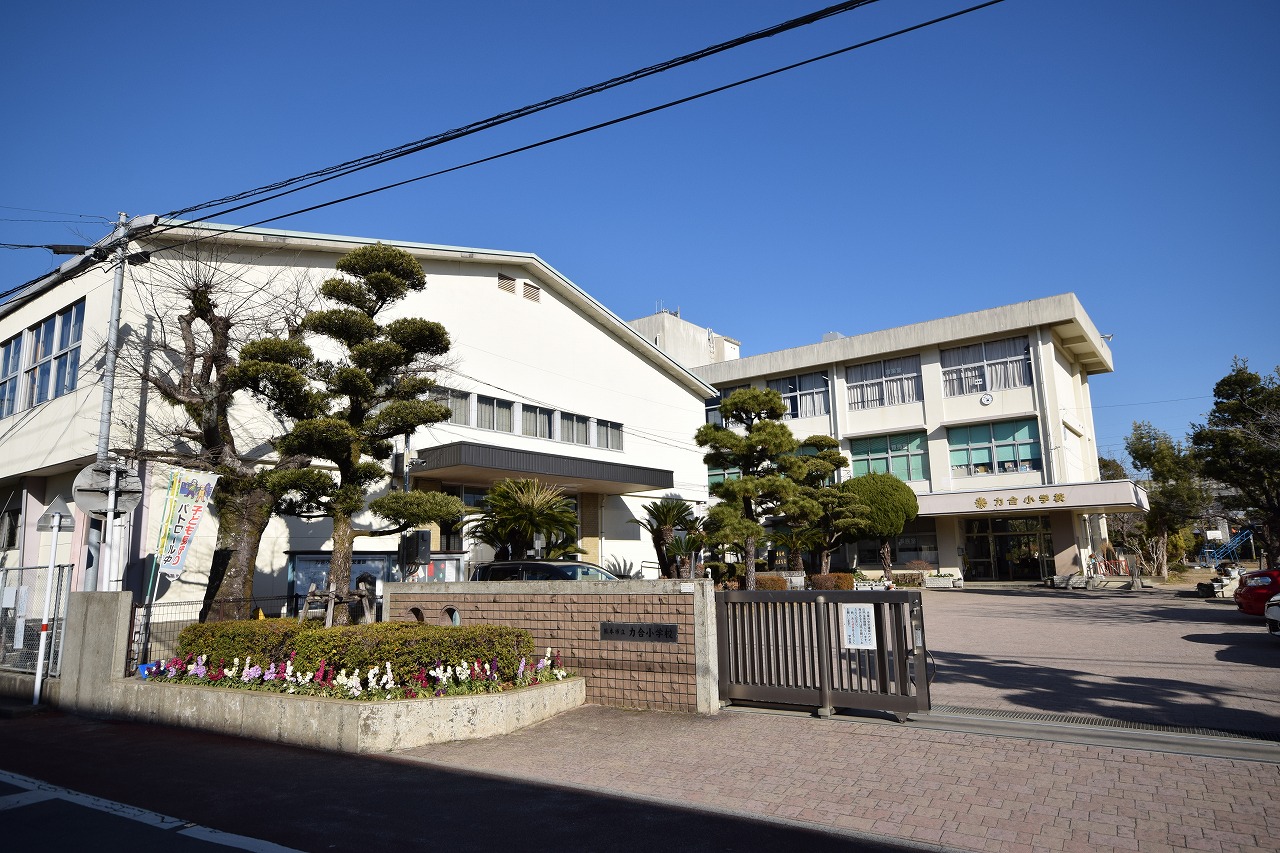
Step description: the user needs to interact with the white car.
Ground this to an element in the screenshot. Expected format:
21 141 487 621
1266 592 1280 638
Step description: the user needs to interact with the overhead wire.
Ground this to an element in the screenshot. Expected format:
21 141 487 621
150 0 1008 259
158 1 885 226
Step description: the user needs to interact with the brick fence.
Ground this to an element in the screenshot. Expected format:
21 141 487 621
384 580 719 714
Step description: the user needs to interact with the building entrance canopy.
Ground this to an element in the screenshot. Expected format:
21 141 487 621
917 479 1149 518
412 441 674 496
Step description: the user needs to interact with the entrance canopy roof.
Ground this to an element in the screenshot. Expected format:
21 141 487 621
917 480 1149 518
412 441 673 496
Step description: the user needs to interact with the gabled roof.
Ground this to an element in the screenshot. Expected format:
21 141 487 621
139 219 715 399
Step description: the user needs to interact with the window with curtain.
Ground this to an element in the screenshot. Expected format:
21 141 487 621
430 387 470 425
705 385 746 426
940 337 1031 397
948 418 1041 476
848 431 929 481
0 335 21 418
597 420 623 450
522 405 552 438
560 412 589 445
25 300 84 406
767 371 828 419
476 395 513 431
846 356 921 410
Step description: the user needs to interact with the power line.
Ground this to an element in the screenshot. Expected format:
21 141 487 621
0 205 111 221
159 1 885 226
152 0 1008 258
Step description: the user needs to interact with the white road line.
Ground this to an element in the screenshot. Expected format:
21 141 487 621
0 769 303 852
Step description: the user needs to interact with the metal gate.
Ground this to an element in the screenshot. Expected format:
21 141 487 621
0 564 74 676
715 589 930 721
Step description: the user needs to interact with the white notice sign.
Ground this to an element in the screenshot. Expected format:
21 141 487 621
840 603 877 650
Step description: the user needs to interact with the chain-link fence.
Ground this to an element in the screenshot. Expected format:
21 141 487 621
0 564 74 676
129 594 302 673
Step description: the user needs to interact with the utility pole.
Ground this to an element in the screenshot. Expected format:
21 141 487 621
84 213 130 592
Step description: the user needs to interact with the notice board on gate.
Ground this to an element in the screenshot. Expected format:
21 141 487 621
839 603 877 650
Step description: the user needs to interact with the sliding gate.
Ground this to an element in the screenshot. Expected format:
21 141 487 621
715 590 930 721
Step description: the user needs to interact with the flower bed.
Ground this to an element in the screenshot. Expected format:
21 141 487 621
116 667 584 754
146 648 570 701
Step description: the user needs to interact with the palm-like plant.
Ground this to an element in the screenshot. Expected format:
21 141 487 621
466 479 580 560
631 497 695 578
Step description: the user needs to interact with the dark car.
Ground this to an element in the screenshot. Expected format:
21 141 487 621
469 560 618 582
1233 568 1280 616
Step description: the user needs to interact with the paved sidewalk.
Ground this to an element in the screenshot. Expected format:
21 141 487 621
401 704 1279 852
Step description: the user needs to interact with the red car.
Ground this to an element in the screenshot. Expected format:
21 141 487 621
1233 569 1280 616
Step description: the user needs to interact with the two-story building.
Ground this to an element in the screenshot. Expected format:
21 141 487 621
632 296 1147 582
0 219 713 604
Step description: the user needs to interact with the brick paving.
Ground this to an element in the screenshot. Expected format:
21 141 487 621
400 584 1280 852
401 704 1279 852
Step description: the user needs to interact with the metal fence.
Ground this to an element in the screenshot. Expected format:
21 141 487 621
715 589 930 721
129 594 300 673
0 564 74 676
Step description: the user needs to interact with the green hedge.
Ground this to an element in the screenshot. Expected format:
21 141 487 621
175 621 536 683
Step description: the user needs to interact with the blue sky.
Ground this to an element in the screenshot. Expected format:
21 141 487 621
3 0 1277 465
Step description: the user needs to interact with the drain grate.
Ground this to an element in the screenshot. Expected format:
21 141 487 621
929 704 1280 743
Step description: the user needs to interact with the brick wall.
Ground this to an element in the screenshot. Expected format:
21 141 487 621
385 580 719 714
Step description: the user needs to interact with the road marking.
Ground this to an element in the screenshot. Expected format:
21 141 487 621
0 769 303 852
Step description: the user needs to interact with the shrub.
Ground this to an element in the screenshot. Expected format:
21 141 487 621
893 571 925 588
808 572 855 591
903 559 935 576
754 575 788 591
176 621 536 684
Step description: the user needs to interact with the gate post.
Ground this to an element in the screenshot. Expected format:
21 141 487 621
814 595 833 718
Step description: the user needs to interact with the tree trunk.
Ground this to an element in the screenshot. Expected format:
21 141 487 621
787 547 804 573
819 549 832 575
200 481 277 622
743 534 757 590
879 538 894 583
329 512 355 626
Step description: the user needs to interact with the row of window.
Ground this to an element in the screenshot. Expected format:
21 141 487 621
0 300 86 419
432 386 623 450
705 336 1034 423
708 419 1044 487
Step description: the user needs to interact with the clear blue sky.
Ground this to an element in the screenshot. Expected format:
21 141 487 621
3 1 1277 465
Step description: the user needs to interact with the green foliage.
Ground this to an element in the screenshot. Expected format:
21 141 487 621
631 497 695 578
466 478 580 560
235 244 457 611
840 472 919 541
696 387 799 590
1098 456 1128 481
175 620 535 684
1191 359 1280 559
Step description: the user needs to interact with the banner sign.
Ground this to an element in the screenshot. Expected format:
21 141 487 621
154 469 219 578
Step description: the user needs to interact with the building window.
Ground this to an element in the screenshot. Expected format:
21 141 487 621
430 387 470 425
849 431 929 481
705 385 746 426
522 405 552 439
940 336 1031 397
948 419 1042 476
597 420 623 450
498 273 516 294
560 412 589 445
25 300 85 406
0 507 19 550
522 282 541 302
846 356 922 410
708 466 741 486
767 371 829 419
0 335 21 418
476 395 514 432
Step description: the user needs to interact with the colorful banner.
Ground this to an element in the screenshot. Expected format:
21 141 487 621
153 469 219 578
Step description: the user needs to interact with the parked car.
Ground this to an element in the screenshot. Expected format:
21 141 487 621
1265 593 1280 638
469 560 618 582
1232 568 1280 616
